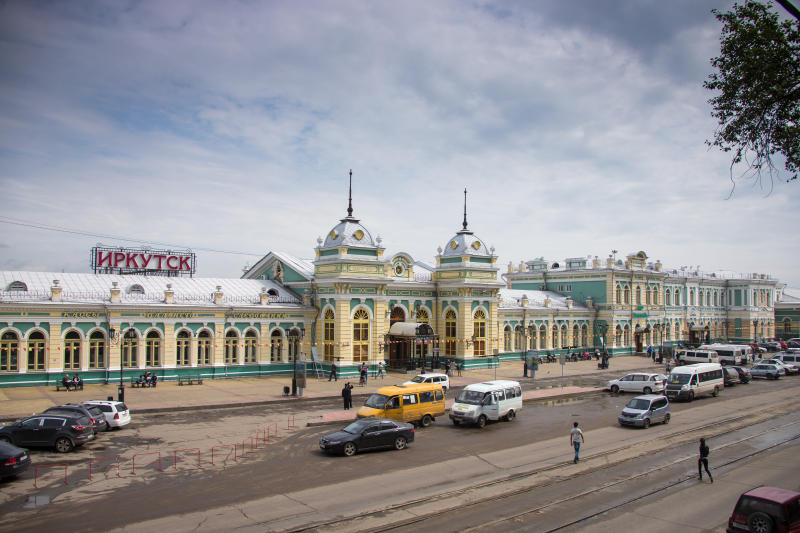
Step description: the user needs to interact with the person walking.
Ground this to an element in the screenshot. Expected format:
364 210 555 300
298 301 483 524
457 360 463 377
377 361 385 379
698 438 713 482
570 421 584 464
328 364 337 382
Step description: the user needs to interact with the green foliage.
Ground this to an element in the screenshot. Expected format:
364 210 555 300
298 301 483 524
705 1 800 191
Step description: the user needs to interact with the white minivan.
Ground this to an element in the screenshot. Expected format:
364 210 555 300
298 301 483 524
449 380 522 428
699 344 747 365
665 363 724 402
677 349 719 365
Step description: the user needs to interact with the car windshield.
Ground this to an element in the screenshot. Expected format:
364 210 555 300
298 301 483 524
456 390 486 405
625 398 651 410
364 394 390 409
668 373 691 385
409 376 425 383
341 420 373 434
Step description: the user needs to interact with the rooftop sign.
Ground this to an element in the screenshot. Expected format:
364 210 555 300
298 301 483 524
91 246 195 277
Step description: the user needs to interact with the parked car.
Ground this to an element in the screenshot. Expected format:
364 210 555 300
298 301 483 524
730 366 752 384
766 358 800 375
727 486 800 533
722 367 740 386
618 395 671 429
319 418 414 457
760 342 782 352
403 373 450 392
0 441 31 480
607 373 667 394
749 363 783 380
0 414 94 453
787 341 800 349
81 401 131 429
43 404 107 433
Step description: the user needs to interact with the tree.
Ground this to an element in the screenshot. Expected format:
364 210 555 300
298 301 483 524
704 1 800 193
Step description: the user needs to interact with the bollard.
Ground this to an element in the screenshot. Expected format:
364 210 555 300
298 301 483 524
211 444 237 465
88 456 121 481
172 448 201 470
34 463 68 489
131 451 162 474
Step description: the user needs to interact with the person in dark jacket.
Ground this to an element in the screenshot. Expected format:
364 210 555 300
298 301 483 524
698 438 713 482
150 373 158 388
342 382 353 410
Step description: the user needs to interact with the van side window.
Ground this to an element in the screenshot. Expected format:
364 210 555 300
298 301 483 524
402 394 417 405
434 390 443 401
514 386 521 397
504 388 514 398
419 391 434 403
493 391 505 402
387 396 400 409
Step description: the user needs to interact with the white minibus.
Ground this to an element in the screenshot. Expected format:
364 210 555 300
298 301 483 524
665 363 724 402
677 349 719 365
449 380 522 428
699 344 747 365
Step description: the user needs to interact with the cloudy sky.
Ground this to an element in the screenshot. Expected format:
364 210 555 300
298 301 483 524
1 0 798 291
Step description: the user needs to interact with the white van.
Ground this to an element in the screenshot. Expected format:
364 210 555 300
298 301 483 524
677 349 719 365
449 380 522 428
699 344 746 365
665 363 724 402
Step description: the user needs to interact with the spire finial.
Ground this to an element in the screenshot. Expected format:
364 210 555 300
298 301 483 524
462 187 468 230
347 169 353 217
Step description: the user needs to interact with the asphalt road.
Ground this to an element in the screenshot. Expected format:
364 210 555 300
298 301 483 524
0 371 798 533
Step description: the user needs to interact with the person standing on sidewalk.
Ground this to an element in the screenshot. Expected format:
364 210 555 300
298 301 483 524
342 382 352 410
698 438 713 482
570 422 584 464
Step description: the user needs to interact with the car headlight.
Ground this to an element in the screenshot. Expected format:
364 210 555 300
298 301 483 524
681 385 689 391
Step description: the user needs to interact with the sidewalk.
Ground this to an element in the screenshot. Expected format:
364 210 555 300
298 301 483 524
0 356 666 423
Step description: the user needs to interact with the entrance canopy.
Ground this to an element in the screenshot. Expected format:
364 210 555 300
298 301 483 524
388 322 435 337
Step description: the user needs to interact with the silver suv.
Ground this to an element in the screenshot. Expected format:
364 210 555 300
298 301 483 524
618 394 671 429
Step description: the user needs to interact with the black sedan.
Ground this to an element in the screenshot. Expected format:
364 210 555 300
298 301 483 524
319 418 414 457
0 441 31 480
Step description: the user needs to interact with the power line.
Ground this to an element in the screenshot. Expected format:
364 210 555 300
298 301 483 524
0 216 263 257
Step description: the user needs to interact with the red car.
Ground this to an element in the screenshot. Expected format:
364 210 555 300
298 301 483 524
727 486 800 533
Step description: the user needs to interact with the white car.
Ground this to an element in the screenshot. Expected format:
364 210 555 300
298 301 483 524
607 373 667 395
404 373 450 392
82 400 131 429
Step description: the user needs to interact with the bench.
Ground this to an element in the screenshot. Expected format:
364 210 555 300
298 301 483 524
178 375 203 386
56 382 84 392
130 378 146 388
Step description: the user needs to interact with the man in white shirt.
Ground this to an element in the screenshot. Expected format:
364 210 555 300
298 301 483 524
570 422 584 464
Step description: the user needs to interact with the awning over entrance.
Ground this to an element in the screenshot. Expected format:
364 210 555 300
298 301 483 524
689 325 706 332
634 326 651 334
388 322 435 337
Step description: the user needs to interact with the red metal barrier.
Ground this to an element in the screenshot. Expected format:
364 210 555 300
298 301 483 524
240 437 256 456
131 451 162 474
172 448 201 470
34 463 68 489
211 444 237 465
88 456 120 481
253 428 267 449
266 422 278 442
287 414 297 429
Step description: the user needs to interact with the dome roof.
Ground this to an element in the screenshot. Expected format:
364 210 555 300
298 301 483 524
322 216 377 249
441 229 491 258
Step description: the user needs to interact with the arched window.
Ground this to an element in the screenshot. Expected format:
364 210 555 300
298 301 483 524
244 330 257 363
714 292 718 307
176 330 190 366
122 329 138 368
623 286 630 304
784 318 792 335
7 281 27 291
89 331 105 369
324 308 335 361
472 309 486 356
666 289 672 306
539 325 546 349
666 322 672 341
390 306 405 325
270 330 283 362
503 326 512 351
352 309 370 362
675 290 681 306
552 324 559 349
128 284 145 295
444 309 457 356
64 331 80 370
560 324 568 348
225 330 239 365
581 324 588 346
415 308 429 324
572 324 579 347
514 325 523 351
623 325 631 346
288 328 301 361
197 330 211 366
635 286 641 305
645 287 650 305
690 289 695 306
1 331 19 372
651 287 658 305
145 330 161 367
27 331 45 371
615 284 621 304
615 325 622 346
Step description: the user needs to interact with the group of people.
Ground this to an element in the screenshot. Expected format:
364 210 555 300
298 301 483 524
443 359 462 377
60 373 83 391
341 382 354 409
136 371 158 387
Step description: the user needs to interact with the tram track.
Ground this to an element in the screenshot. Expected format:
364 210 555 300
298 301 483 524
284 407 799 533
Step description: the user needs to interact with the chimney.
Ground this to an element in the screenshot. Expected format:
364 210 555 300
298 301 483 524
508 261 514 273
50 280 62 302
213 285 224 305
110 281 121 303
544 296 551 308
521 294 529 307
606 256 614 268
164 283 174 304
260 287 270 305
586 296 593 309
518 261 525 272
565 296 573 309
655 260 662 272
592 256 600 268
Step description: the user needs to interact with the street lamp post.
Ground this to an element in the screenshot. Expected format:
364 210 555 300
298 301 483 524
753 319 759 345
291 326 305 396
